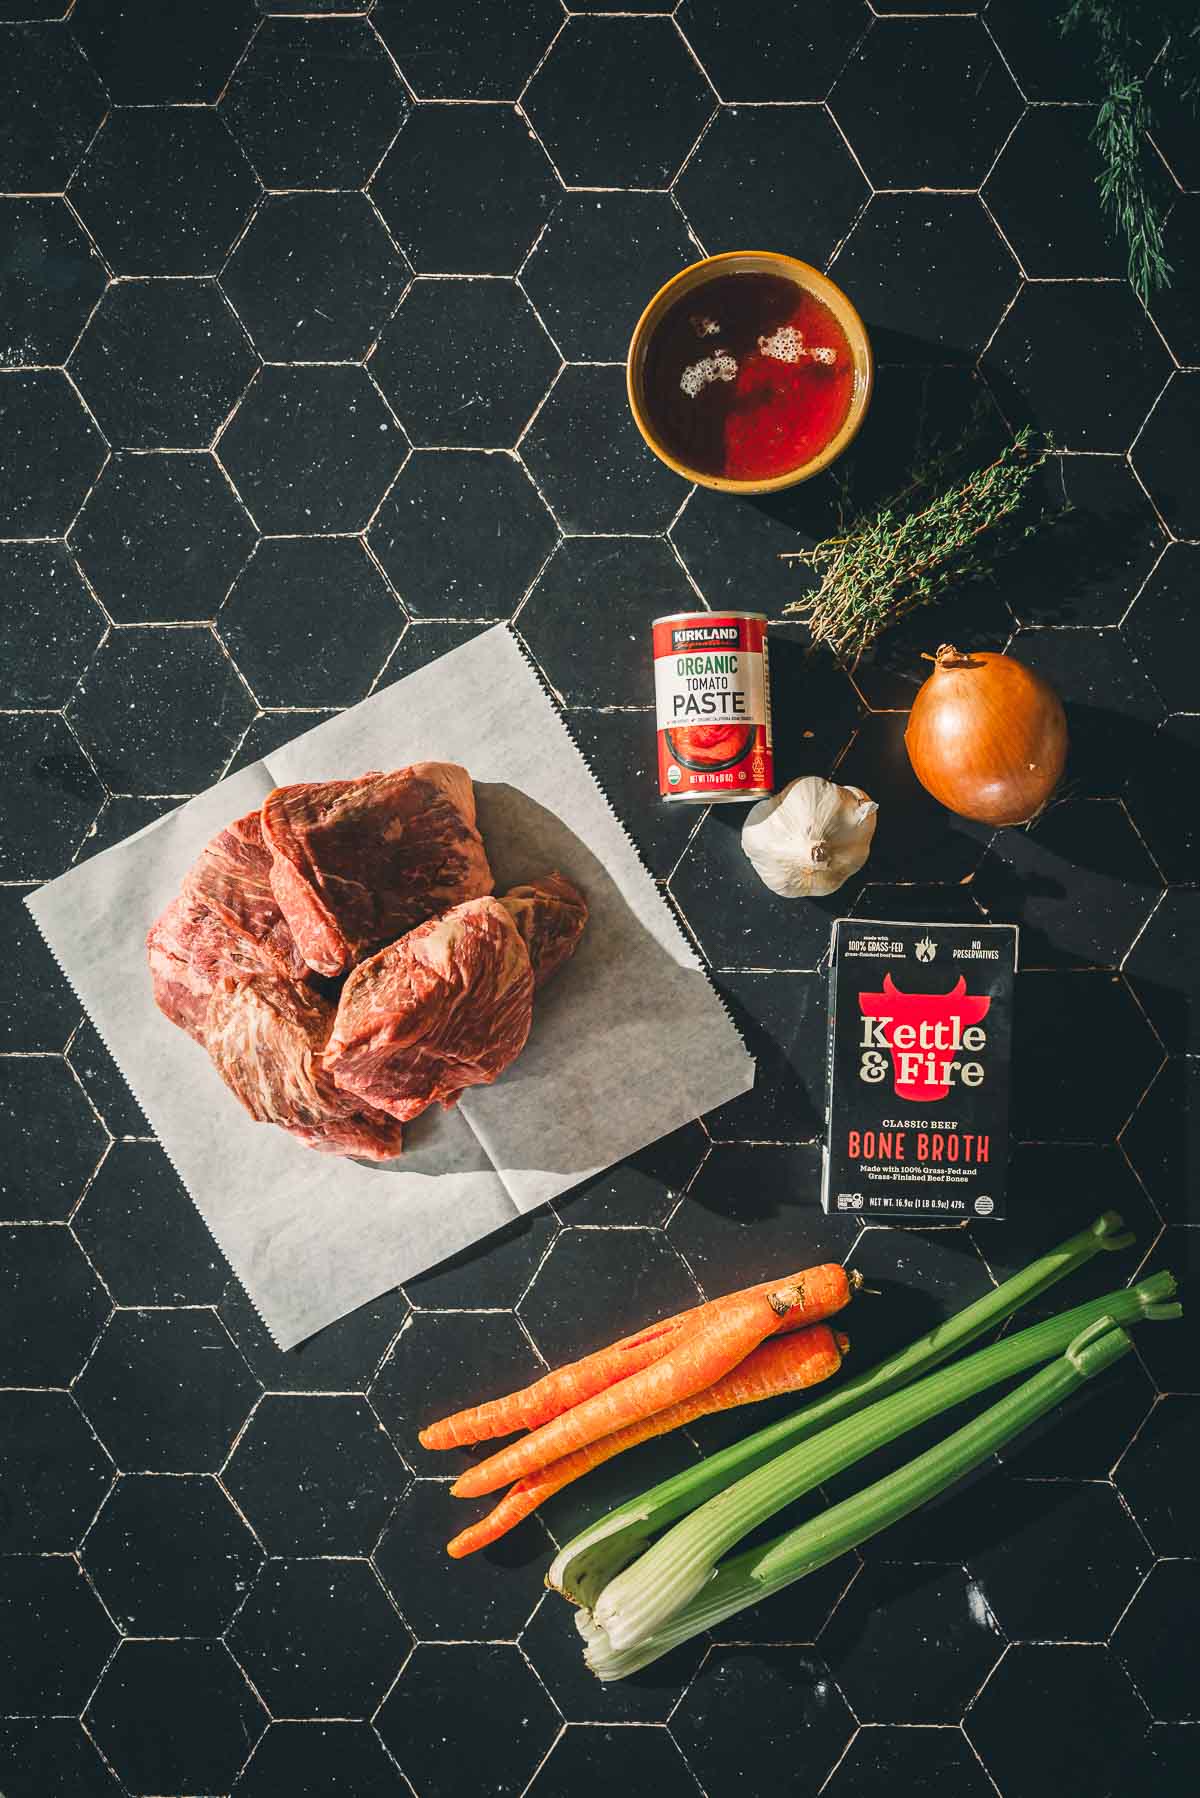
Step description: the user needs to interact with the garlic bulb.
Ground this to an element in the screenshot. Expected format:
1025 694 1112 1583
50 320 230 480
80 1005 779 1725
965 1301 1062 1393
741 776 878 898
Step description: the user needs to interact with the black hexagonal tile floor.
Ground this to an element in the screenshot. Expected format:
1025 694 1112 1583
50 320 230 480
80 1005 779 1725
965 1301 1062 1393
836 713 995 881
829 15 1021 189
375 1477 546 1641
1125 889 1200 1056
519 1226 698 1367
677 0 870 101
373 104 558 277
0 1055 106 1220
72 0 257 104
370 1310 543 1477
524 15 713 190
985 0 1107 102
1125 544 1200 715
1121 1057 1200 1228
673 1646 855 1794
82 1472 262 1635
372 278 558 449
521 190 699 363
74 1308 260 1472
70 109 259 277
0 1221 108 1385
1115 1396 1200 1558
525 1594 704 1731
0 1555 115 1715
824 1561 1002 1722
0 1389 111 1552
999 454 1166 628
1148 193 1200 368
0 885 77 1051
86 1639 267 1796
219 537 402 706
373 0 562 102
74 796 178 863
222 14 409 190
672 1144 859 1296
0 541 103 708
223 708 341 777
221 191 409 363
0 197 105 368
235 1722 407 1798
0 1718 122 1798
676 105 867 265
0 368 105 535
405 1206 556 1310
377 1642 558 1797
703 970 826 1141
1010 970 1161 1142
521 364 681 534
68 625 255 793
984 105 1131 278
1125 712 1200 886
70 280 257 450
225 1393 406 1554
1132 371 1200 541
220 1273 409 1395
967 1644 1150 1798
830 194 1019 365
985 282 1172 452
822 1725 995 1798
845 1225 995 1372
1014 626 1164 800
0 23 106 193
519 537 695 707
556 710 696 884
1 714 103 878
73 1140 230 1305
526 1726 699 1797
554 1121 707 1229
1144 53 1200 193
374 618 492 686
229 1558 409 1719
669 473 837 623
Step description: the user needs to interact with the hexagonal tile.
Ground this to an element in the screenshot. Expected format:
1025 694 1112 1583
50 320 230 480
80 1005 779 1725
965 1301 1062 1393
522 1590 703 1726
372 278 558 448
373 0 562 101
520 1226 697 1366
223 708 341 777
829 16 1020 189
375 1478 546 1641
368 449 556 618
236 1722 407 1798
225 1393 405 1554
1115 1397 1200 1557
217 364 405 532
672 1144 858 1295
220 1272 409 1394
86 1639 267 1794
1121 1057 1200 1227
673 1647 855 1793
373 617 493 686
554 1121 707 1228
967 1645 1150 1798
0 1390 111 1551
1125 713 1200 885
70 279 257 449
823 1562 1002 1721
0 885 77 1051
74 795 177 861
69 451 256 624
1011 970 1161 1143
373 104 558 277
677 0 869 101
0 1221 108 1384
82 1473 262 1635
985 283 1172 452
1 715 103 879
230 1558 409 1718
406 1206 556 1309
70 110 259 278
0 541 103 708
833 713 993 882
850 881 985 928
72 0 257 104
1000 455 1166 627
219 537 401 706
0 197 105 368
524 16 713 190
1125 545 1200 715
985 0 1108 102
221 191 409 363
222 15 409 189
0 1555 115 1714
370 1310 543 1477
0 24 106 193
521 190 699 363
73 1140 230 1305
74 1308 260 1472
1014 626 1164 799
984 105 1133 278
519 537 693 707
830 194 1019 364
377 1643 557 1796
527 1726 698 1796
556 710 696 884
676 105 867 264
1148 194 1200 367
0 1718 122 1798
520 364 681 534
703 971 825 1141
972 799 1161 968
822 1726 996 1798
0 1056 106 1220
68 625 255 793
1132 371 1200 540
1125 889 1200 1055
0 369 105 535
1144 55 1200 192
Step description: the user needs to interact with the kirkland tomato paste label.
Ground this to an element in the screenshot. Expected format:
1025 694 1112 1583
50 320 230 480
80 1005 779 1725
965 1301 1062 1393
652 612 773 803
822 919 1018 1221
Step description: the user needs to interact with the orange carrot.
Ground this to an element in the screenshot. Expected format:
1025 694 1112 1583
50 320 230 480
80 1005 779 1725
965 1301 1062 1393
420 1266 854 1449
446 1326 848 1557
451 1270 849 1500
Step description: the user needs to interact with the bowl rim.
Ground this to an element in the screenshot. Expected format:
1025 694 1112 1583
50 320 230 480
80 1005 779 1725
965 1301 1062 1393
626 250 874 495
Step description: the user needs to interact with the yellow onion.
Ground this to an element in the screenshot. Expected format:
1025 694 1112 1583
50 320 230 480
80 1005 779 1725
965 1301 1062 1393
904 644 1068 826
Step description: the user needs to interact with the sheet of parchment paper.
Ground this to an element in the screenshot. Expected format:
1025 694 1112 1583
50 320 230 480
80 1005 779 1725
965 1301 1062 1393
28 626 754 1348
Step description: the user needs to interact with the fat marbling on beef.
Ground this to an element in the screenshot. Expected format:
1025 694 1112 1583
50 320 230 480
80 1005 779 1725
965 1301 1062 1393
498 874 589 989
262 762 492 977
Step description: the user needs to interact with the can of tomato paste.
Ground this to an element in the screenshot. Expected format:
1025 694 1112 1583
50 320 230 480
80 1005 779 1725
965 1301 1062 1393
652 611 773 803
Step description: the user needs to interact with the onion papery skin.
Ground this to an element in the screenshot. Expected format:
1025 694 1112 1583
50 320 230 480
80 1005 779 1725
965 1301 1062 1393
904 646 1068 827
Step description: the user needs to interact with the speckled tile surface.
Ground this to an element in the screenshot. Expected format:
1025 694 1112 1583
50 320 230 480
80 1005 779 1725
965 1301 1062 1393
0 3 1195 1794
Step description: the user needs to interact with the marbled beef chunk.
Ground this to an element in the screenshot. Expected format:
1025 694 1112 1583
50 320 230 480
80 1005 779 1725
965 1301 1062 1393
262 762 493 976
207 977 404 1160
324 896 535 1123
498 874 588 988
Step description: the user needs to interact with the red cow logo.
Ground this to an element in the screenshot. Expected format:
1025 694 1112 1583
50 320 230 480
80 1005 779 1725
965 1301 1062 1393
858 973 991 1102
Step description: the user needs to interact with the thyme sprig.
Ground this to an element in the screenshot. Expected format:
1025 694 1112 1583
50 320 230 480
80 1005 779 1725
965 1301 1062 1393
782 428 1050 666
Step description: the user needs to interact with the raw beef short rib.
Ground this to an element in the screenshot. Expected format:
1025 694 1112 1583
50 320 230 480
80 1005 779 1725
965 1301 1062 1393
262 763 493 976
499 874 588 988
323 896 535 1123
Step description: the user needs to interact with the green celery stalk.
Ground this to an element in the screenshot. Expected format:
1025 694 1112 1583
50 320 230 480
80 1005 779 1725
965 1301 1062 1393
549 1210 1133 1607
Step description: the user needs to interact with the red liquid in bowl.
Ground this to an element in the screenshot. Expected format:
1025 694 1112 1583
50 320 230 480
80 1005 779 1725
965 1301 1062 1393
642 272 855 482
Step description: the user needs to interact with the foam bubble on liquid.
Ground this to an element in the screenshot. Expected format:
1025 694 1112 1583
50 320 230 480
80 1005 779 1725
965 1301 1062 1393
691 314 721 337
758 325 805 363
809 345 837 365
680 351 738 397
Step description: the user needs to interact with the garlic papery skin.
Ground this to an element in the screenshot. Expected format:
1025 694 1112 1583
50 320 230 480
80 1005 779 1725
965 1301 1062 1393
741 776 878 899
